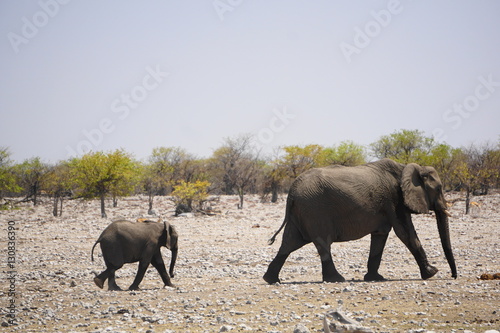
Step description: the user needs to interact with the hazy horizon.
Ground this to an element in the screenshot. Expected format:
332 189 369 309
1 1 499 163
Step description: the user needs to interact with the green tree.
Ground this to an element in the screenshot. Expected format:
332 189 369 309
0 148 21 205
0 148 15 192
44 162 73 216
171 180 211 214
452 159 476 214
109 161 140 207
370 129 435 163
140 162 162 215
279 144 324 178
69 150 137 217
320 141 367 166
483 142 500 189
149 147 193 195
259 154 287 203
418 143 462 190
14 156 50 206
144 147 203 214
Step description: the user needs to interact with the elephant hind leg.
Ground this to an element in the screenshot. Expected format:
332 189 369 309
364 232 389 282
94 268 111 289
263 253 290 284
313 241 345 283
94 274 105 289
107 269 122 291
94 265 122 290
263 222 310 284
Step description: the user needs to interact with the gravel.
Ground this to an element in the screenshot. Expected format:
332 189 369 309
1 193 499 332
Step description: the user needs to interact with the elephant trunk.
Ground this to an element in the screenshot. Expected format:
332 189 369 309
435 209 457 279
169 247 177 278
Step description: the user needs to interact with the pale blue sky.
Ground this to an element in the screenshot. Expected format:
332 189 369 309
1 1 499 162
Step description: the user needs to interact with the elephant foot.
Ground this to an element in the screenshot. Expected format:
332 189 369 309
94 277 104 289
323 274 346 283
263 272 281 285
321 260 345 283
128 285 140 291
364 272 386 282
108 283 122 291
420 265 438 280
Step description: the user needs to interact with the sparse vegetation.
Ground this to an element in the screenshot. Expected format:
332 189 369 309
2 130 499 216
0 147 21 205
171 180 211 214
68 149 138 218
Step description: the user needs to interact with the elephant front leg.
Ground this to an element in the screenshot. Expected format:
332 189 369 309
364 232 389 281
313 241 345 283
129 260 150 290
392 217 438 280
151 253 174 287
94 266 122 290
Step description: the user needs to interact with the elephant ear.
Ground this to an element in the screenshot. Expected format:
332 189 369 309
164 222 178 250
169 224 178 249
401 163 430 214
163 222 171 248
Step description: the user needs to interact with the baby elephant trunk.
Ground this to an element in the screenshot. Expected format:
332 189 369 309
169 247 177 278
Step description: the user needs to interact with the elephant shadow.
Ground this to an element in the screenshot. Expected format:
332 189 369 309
273 277 453 285
126 286 176 292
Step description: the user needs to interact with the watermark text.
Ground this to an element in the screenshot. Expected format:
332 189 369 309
255 107 295 151
213 0 243 21
6 221 17 326
65 65 168 157
7 0 71 54
433 74 499 141
340 0 404 64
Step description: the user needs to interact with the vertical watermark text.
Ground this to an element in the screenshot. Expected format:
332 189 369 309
5 221 17 326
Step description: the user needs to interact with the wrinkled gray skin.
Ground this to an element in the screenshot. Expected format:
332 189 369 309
91 220 178 290
264 159 457 284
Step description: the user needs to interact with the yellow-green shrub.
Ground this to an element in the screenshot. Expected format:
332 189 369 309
172 180 210 213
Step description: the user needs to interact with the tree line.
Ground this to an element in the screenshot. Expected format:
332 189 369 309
1 129 499 217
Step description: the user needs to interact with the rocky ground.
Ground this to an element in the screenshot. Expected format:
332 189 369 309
1 192 499 332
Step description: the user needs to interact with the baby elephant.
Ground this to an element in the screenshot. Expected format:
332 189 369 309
91 219 178 291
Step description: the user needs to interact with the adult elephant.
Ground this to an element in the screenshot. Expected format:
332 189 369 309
91 219 178 290
263 159 457 284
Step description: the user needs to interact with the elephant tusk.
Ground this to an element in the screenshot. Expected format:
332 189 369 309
444 210 452 217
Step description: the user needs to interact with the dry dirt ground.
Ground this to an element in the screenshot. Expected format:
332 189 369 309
1 192 499 332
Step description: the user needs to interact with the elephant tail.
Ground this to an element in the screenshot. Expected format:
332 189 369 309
91 240 100 262
268 220 286 245
268 196 293 245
